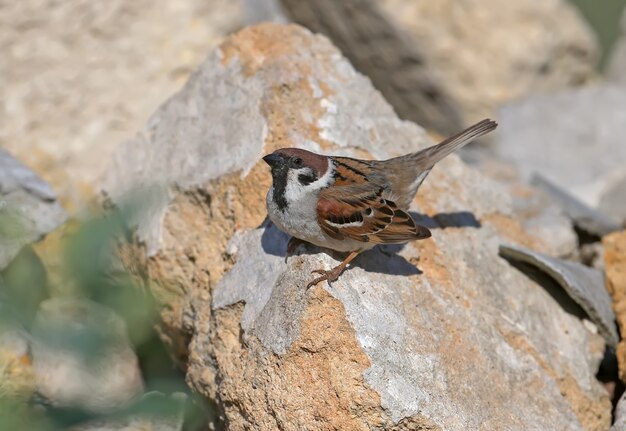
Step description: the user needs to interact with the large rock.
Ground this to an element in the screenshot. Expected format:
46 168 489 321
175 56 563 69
104 24 610 430
499 244 617 348
598 174 626 227
496 84 626 212
278 0 597 133
531 174 621 238
0 148 67 270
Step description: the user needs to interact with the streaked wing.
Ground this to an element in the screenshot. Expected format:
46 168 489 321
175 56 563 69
316 184 431 244
330 156 388 187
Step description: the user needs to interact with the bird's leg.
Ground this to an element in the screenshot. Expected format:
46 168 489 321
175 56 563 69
285 237 306 263
306 251 360 289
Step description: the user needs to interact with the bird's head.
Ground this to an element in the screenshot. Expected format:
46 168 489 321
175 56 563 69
262 148 330 187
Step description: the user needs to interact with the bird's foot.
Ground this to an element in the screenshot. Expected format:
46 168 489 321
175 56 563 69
305 250 360 289
306 265 345 289
285 237 307 263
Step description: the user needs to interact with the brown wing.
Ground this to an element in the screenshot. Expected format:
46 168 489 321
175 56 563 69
330 156 388 188
316 184 431 244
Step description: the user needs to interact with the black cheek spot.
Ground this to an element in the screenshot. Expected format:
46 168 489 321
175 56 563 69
298 173 317 186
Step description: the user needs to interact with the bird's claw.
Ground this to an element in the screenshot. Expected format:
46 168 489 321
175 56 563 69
285 237 306 263
306 268 341 289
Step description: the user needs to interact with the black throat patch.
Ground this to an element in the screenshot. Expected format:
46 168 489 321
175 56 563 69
271 167 289 211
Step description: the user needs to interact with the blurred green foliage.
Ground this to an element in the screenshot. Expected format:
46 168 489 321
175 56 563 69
569 0 626 69
0 205 210 430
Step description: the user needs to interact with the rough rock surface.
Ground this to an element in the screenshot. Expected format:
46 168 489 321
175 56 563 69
104 24 610 430
0 0 244 210
604 231 626 383
598 174 626 227
496 84 626 209
508 180 578 259
0 148 67 270
531 174 621 238
31 298 143 412
499 244 617 347
279 0 597 132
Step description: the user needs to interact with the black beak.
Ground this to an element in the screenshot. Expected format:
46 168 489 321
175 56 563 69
262 153 282 167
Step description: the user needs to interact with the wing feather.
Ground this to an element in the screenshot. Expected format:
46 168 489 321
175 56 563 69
317 184 431 244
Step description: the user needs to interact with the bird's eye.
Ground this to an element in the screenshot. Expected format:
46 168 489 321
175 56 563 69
292 157 304 168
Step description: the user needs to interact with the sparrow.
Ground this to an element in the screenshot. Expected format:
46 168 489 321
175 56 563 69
262 119 497 288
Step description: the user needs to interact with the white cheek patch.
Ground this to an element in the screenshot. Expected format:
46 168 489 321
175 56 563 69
284 163 335 203
284 168 310 203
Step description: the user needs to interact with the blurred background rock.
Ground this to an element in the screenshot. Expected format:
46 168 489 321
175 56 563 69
1 0 624 213
0 0 243 213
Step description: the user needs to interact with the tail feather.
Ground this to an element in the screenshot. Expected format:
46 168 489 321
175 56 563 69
408 118 498 169
379 119 498 209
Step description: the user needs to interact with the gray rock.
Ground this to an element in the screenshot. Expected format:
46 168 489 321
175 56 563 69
0 0 244 210
31 298 143 412
531 173 621 237
508 180 578 258
499 243 618 348
279 0 597 133
598 172 626 227
496 84 626 208
466 160 579 258
0 148 66 270
105 24 610 430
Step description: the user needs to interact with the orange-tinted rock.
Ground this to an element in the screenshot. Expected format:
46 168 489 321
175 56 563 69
104 24 609 430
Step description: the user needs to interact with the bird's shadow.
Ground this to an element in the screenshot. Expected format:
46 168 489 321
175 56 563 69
410 210 482 230
260 210 481 278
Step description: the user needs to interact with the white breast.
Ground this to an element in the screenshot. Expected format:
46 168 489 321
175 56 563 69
266 166 374 253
